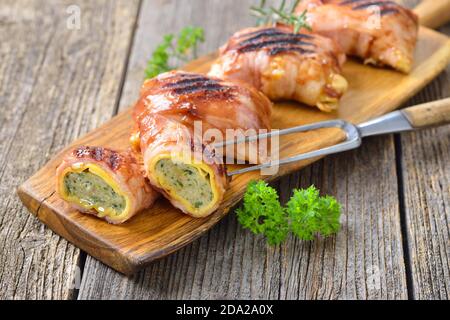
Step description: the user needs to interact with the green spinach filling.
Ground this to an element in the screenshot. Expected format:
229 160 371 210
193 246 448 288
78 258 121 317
64 171 126 214
155 159 214 209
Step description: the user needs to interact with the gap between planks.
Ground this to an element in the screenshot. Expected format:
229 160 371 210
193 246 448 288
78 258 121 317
79 2 407 298
394 134 415 300
70 0 144 300
0 0 142 299
71 0 448 299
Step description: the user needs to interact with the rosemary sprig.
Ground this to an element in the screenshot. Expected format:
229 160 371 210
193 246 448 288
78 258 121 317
272 7 311 33
250 0 271 26
250 0 311 33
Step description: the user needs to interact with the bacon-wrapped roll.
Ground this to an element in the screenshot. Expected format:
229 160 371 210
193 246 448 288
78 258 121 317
56 146 158 224
295 0 419 73
133 71 272 218
208 26 348 112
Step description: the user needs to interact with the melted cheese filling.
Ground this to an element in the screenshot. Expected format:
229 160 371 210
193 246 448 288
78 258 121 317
63 170 126 216
154 159 214 210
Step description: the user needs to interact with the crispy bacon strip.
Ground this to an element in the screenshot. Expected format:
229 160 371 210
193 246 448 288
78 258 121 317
209 26 348 112
133 71 273 218
295 0 419 73
56 146 158 224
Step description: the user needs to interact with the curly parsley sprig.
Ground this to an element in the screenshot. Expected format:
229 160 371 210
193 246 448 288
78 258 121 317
236 181 289 245
287 187 341 240
250 0 311 33
236 181 342 245
145 26 205 79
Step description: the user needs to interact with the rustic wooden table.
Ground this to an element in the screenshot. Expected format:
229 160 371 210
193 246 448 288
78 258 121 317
0 0 448 300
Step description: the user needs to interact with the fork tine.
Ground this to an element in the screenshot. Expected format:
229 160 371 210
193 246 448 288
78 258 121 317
223 120 362 176
213 120 349 148
227 137 361 176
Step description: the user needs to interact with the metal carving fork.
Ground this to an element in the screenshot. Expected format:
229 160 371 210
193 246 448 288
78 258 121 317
220 98 450 176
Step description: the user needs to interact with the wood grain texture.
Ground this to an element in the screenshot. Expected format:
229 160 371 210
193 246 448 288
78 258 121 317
399 25 450 299
78 135 407 300
399 1 450 300
18 15 450 275
75 0 432 298
117 0 260 112
280 136 408 299
0 0 140 299
16 0 450 276
9 0 450 300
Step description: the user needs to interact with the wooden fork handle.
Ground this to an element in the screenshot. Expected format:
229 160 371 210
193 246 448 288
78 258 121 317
402 98 450 129
414 0 450 29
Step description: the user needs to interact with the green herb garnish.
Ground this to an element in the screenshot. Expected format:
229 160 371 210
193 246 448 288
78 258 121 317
236 181 289 245
236 181 342 245
250 0 311 33
145 26 205 79
287 187 341 240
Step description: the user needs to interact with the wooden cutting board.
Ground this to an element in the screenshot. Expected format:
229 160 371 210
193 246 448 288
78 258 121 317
18 27 450 275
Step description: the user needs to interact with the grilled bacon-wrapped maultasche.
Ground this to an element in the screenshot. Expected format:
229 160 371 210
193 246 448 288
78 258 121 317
208 26 348 112
56 146 159 224
295 0 419 73
132 71 273 218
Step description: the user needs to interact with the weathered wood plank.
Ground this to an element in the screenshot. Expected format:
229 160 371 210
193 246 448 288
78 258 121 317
79 137 407 300
278 137 407 299
79 0 274 299
117 0 260 111
399 24 450 300
0 0 140 299
78 0 407 299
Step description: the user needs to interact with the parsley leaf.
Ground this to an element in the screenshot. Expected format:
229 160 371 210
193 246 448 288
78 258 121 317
287 186 341 240
145 34 174 79
236 181 342 245
144 26 205 79
176 26 205 58
236 181 289 245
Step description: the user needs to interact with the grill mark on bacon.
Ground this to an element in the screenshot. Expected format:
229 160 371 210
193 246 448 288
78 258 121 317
163 76 211 89
93 147 103 162
108 152 122 171
160 73 232 97
353 1 398 10
238 27 314 40
231 27 318 56
268 46 315 56
240 36 315 48
338 0 416 21
380 7 399 16
172 82 227 95
234 27 317 56
73 146 122 171
236 38 316 55
236 28 285 39
340 0 399 10
340 0 368 4
163 72 200 81
239 30 314 45
339 0 401 16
